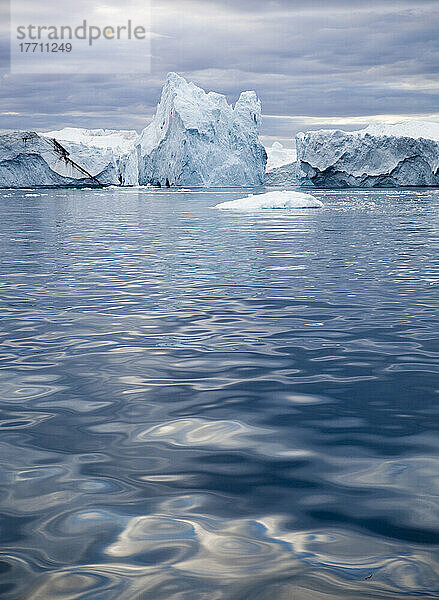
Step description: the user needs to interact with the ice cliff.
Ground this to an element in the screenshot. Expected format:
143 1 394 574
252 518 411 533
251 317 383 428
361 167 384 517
296 121 439 188
134 72 267 187
0 131 106 188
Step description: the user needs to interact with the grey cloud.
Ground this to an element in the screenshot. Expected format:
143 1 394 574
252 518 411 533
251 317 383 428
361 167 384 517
0 0 438 139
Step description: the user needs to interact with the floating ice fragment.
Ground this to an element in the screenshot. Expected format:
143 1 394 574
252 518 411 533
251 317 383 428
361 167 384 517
214 190 323 211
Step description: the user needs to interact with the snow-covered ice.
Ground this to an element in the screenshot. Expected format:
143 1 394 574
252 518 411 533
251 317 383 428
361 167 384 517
43 128 138 153
296 121 439 188
135 72 267 187
214 190 323 211
360 120 439 142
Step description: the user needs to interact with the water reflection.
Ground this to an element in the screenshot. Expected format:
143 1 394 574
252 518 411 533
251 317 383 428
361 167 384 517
0 187 438 599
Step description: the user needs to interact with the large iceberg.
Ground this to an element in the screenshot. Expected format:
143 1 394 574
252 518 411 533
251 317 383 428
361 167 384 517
0 131 106 188
134 72 267 187
43 128 139 186
296 121 439 188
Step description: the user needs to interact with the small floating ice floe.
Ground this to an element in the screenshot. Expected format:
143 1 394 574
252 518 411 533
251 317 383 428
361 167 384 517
214 190 323 211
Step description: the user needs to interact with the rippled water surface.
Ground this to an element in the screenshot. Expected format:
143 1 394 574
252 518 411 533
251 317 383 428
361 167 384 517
0 187 439 599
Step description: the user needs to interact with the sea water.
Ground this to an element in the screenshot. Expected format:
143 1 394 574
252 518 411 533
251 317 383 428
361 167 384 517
0 187 438 599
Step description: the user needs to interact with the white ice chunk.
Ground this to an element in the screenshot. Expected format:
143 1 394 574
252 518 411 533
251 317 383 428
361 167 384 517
214 190 323 211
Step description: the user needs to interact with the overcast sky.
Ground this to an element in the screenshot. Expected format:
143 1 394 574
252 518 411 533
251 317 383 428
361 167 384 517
1 0 439 145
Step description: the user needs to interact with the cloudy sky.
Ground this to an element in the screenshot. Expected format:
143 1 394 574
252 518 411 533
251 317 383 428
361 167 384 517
1 0 439 146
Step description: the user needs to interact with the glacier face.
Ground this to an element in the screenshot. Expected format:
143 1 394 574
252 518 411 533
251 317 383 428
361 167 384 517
135 72 267 187
0 131 105 188
296 122 439 188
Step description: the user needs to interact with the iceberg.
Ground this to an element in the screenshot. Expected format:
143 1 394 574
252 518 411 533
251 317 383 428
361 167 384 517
296 120 439 188
0 131 105 188
265 141 297 172
43 128 139 186
264 141 298 186
265 162 298 186
135 72 267 187
214 190 323 211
